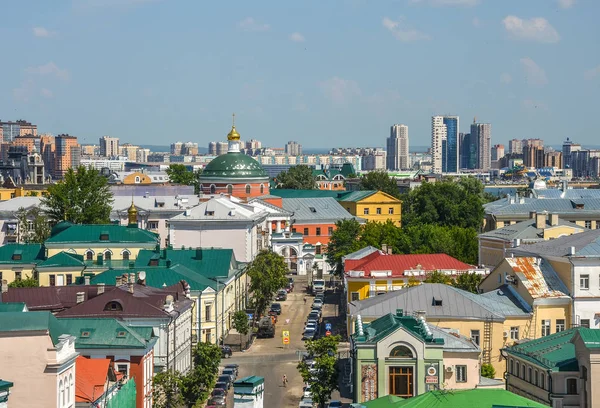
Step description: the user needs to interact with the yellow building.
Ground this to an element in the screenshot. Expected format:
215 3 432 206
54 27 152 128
478 212 586 268
0 244 43 284
348 283 533 378
0 186 47 200
338 190 402 226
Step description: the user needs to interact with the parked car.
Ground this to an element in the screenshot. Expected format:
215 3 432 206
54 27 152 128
217 375 233 389
307 311 320 322
328 401 342 407
276 289 288 301
304 322 317 333
312 299 324 309
302 328 316 340
222 368 237 381
214 381 228 392
207 396 226 407
303 384 312 398
221 345 232 358
270 303 282 315
257 316 275 338
224 363 239 376
311 307 322 317
299 397 314 408
211 388 227 398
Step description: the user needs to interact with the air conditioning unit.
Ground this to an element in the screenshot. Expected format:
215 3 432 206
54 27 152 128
505 275 515 283
503 330 509 338
446 366 454 373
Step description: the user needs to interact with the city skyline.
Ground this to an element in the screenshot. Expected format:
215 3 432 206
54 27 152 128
1 1 598 148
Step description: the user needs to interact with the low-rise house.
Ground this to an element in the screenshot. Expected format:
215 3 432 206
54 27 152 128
61 319 156 408
270 229 317 276
348 283 532 378
351 310 494 404
337 190 402 227
1 284 115 313
0 243 44 284
0 196 41 244
503 327 600 408
478 211 586 268
344 248 485 302
0 311 78 408
74 356 125 407
55 279 193 374
108 170 170 185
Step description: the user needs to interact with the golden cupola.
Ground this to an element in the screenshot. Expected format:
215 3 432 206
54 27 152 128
127 200 138 226
227 113 240 141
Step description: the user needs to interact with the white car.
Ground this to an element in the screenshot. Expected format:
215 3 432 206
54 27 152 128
303 384 312 398
304 322 317 333
312 299 324 309
299 397 314 408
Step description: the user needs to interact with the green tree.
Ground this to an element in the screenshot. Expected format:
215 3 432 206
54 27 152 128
179 342 222 407
481 363 496 379
407 277 421 287
26 191 39 197
275 165 316 189
153 370 184 408
455 273 483 294
358 170 400 198
16 207 51 243
232 310 250 350
8 274 38 288
423 270 454 285
41 167 113 224
166 164 202 194
297 335 341 408
326 219 365 278
246 250 288 324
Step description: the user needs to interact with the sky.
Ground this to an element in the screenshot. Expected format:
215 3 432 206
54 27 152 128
1 0 599 149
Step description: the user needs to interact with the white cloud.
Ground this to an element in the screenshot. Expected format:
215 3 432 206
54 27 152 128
558 0 576 8
520 57 548 86
409 0 480 6
319 77 361 104
238 17 270 32
382 17 430 42
585 65 600 80
33 27 56 37
40 88 53 98
472 17 482 27
290 32 305 42
521 99 548 111
500 73 512 84
25 62 70 81
502 16 560 43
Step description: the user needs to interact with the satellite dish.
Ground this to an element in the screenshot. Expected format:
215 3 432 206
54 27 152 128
139 271 146 281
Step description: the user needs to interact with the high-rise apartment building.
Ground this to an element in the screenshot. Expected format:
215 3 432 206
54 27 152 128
508 139 523 155
363 149 387 171
491 144 505 161
246 139 262 150
171 142 183 155
54 134 81 179
431 116 447 174
136 148 150 163
544 151 563 168
0 120 37 142
386 124 409 170
441 116 459 173
119 144 141 161
40 135 55 176
285 141 302 156
99 136 119 158
208 142 217 155
460 133 478 170
216 142 228 156
471 120 492 171
562 138 581 169
523 144 545 169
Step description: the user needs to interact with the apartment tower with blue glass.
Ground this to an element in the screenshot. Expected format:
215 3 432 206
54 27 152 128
441 116 459 173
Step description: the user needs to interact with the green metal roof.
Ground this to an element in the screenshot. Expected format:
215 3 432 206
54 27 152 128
200 152 267 179
0 302 27 312
134 248 238 279
57 318 155 349
0 244 44 264
37 251 85 268
353 311 444 345
505 328 579 372
269 189 342 199
0 380 14 391
0 311 67 345
234 375 264 387
336 190 377 202
380 389 547 407
45 224 159 244
577 328 600 348
361 395 404 408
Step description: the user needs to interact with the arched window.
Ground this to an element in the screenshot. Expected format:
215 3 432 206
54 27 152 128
104 301 123 311
389 345 413 358
59 380 64 406
122 250 130 261
135 176 141 183
69 374 73 404
86 251 94 261
104 251 112 261
65 376 70 404
515 361 519 377
260 184 264 194
566 378 578 394
509 359 513 374
245 185 251 194
227 184 233 195
210 184 216 194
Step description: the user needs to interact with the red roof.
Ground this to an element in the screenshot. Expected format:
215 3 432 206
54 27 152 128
344 251 474 278
75 356 111 403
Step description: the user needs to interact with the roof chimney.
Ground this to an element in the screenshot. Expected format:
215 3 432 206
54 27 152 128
76 292 85 304
550 213 559 226
1 279 8 294
196 247 202 260
569 246 576 256
98 283 105 295
529 211 537 219
513 238 521 248
164 295 174 312
536 213 546 229
84 276 91 286
128 281 134 294
116 276 122 286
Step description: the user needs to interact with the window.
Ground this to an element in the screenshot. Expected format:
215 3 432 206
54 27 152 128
59 380 64 406
210 185 216 194
388 208 394 214
376 208 382 215
104 251 112 261
456 365 467 383
316 227 321 236
15 271 21 281
117 364 128 378
328 227 334 235
205 304 212 321
50 275 56 286
316 245 322 255
147 221 159 230
515 361 520 377
596 221 600 229
521 364 525 380
433 298 442 306
581 319 590 328
581 274 590 290
260 184 264 194
245 185 251 194
66 275 72 285
585 220 592 229
292 228 296 233
540 373 545 390
86 251 93 261
389 367 413 398
122 251 130 261
556 319 565 332
227 185 233 195
471 330 480 346
69 374 73 403
509 359 513 374
99 233 109 241
363 208 370 215
534 370 539 386
510 326 519 340
566 378 578 395
389 346 413 358
528 367 532 382
303 228 309 236
542 320 551 336
351 292 360 301
104 301 123 311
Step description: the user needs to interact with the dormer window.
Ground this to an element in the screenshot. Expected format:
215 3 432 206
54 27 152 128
433 298 442 306
81 331 91 338
104 301 123 311
12 251 22 261
116 330 127 338
206 211 215 216
309 207 316 213
100 232 109 241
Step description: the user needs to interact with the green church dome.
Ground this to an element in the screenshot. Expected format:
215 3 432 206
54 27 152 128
201 152 267 180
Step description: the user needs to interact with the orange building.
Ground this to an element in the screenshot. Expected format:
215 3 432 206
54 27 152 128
12 135 39 153
53 134 81 179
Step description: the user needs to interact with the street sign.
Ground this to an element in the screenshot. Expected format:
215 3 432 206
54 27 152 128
282 330 290 345
425 376 438 384
325 323 332 331
325 330 331 336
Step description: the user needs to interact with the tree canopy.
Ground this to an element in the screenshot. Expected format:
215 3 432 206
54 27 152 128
246 250 289 321
297 335 341 408
275 165 316 189
41 167 113 224
454 272 483 294
359 170 400 198
326 219 363 277
166 164 202 194
16 207 50 243
232 310 250 350
8 275 38 288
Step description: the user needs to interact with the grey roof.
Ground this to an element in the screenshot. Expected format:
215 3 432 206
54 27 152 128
0 197 42 214
430 327 479 352
247 198 294 216
281 197 363 223
170 197 268 222
479 285 532 313
531 188 600 199
349 283 529 321
509 229 600 258
343 246 380 261
485 196 600 217
479 217 586 242
111 194 201 213
477 376 505 387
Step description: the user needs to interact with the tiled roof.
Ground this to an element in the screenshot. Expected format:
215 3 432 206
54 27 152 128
134 248 238 279
354 311 444 345
0 302 27 312
479 217 586 242
282 197 362 223
345 251 475 277
0 311 67 345
2 285 118 312
506 328 579 371
37 251 85 268
504 257 570 298
0 244 44 264
364 389 547 407
45 224 159 245
349 283 529 320
510 229 600 258
75 356 111 403
59 318 155 349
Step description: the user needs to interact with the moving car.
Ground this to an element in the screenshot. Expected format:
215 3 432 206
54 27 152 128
221 345 232 358
270 303 282 315
276 289 288 301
